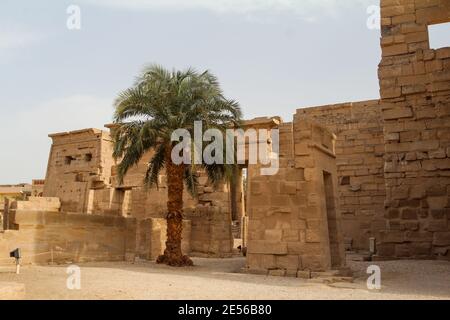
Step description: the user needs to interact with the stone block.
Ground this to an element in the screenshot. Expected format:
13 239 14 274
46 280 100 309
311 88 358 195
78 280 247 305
276 255 300 270
247 254 277 270
295 156 315 168
297 270 311 279
294 142 310 156
282 229 299 242
427 196 448 210
426 220 447 232
379 231 405 243
400 221 419 231
395 243 411 257
305 229 321 243
405 231 433 243
286 269 298 277
411 242 432 256
433 232 450 246
382 44 409 57
268 269 287 277
264 229 282 241
376 243 395 257
301 255 326 271
401 208 418 220
280 182 297 195
247 241 288 255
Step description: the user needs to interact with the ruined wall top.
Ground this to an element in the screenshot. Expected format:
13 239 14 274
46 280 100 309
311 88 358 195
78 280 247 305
293 114 336 157
48 128 111 145
296 100 381 127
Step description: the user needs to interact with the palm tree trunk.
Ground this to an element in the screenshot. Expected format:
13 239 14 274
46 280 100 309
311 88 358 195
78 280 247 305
156 147 193 267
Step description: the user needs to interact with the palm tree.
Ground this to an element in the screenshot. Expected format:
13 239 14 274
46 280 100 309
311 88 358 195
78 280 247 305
112 65 242 267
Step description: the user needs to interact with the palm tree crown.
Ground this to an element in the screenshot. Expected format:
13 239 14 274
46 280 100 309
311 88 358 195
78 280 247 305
112 64 242 266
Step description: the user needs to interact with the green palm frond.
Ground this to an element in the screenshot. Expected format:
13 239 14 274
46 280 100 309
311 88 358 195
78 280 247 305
144 143 166 189
113 64 243 194
184 165 199 197
202 162 237 188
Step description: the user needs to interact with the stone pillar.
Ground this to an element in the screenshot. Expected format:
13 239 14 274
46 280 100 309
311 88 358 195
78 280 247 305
245 118 345 275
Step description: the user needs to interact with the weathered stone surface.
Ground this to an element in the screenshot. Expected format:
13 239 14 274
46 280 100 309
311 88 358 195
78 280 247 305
246 118 345 274
0 211 137 266
247 241 288 255
433 232 450 246
377 0 450 258
297 100 385 251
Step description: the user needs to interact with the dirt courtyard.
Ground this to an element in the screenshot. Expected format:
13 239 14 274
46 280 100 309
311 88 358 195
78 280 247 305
0 257 449 300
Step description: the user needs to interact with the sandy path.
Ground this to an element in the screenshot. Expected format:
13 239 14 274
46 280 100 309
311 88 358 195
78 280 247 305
0 257 449 300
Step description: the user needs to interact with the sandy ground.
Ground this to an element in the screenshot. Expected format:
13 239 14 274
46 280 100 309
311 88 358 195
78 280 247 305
0 257 449 300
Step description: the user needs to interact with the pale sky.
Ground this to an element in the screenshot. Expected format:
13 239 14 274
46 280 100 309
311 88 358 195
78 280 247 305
0 0 448 183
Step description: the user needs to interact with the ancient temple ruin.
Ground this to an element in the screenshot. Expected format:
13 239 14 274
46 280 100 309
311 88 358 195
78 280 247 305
1 0 449 275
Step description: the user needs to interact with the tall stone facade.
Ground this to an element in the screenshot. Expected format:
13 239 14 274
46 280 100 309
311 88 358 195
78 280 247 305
378 0 450 259
246 116 345 274
43 129 114 213
298 100 385 251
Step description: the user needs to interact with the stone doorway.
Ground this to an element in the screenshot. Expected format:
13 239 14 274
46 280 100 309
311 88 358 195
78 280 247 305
230 166 247 239
113 188 132 217
323 171 341 268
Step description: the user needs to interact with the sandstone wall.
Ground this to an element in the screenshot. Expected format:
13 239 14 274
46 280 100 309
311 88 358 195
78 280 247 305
1 198 197 266
137 218 191 260
109 151 168 218
12 197 61 212
188 178 233 257
297 100 386 251
43 129 114 213
0 210 136 266
188 206 233 257
378 0 450 259
246 117 345 274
